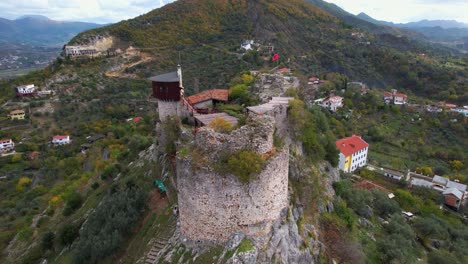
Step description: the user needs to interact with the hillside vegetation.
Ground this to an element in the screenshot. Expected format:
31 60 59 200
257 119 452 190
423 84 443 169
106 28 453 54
68 0 467 103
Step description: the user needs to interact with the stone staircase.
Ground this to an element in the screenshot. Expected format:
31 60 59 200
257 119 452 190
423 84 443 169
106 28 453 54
144 219 177 264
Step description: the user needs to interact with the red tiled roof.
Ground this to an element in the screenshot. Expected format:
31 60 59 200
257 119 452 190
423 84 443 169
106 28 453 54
445 104 457 108
309 77 319 81
395 93 407 98
0 138 12 143
187 89 229 105
53 135 69 140
10 110 25 114
277 68 290 73
133 117 143 123
336 135 368 157
383 92 393 97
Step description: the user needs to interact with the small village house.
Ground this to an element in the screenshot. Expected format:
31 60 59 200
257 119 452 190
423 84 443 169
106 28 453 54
187 89 229 113
432 175 467 193
319 94 343 112
383 89 407 105
442 188 464 210
336 135 369 173
240 40 255 51
9 110 25 120
382 168 405 181
52 135 71 145
0 139 15 153
276 68 291 75
16 84 36 97
308 77 320 84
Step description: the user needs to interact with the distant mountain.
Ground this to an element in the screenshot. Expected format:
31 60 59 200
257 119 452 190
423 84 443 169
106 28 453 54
357 13 468 29
0 16 104 46
357 13 468 49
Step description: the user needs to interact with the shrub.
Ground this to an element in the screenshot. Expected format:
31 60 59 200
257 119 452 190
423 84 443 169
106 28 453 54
208 117 233 133
41 231 55 251
229 84 248 100
227 150 265 183
63 191 83 216
58 224 79 246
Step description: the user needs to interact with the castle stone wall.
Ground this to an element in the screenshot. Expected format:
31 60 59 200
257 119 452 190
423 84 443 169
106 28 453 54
176 148 289 243
158 100 189 120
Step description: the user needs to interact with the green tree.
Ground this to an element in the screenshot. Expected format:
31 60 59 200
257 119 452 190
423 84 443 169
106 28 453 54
41 231 55 251
58 224 79 247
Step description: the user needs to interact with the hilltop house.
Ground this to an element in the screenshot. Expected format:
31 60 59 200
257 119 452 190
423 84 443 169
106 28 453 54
308 77 320 84
336 135 369 173
383 89 407 105
64 45 98 57
16 84 36 97
0 139 15 153
382 168 405 181
319 94 343 111
451 107 468 117
240 40 255 51
52 135 71 145
442 188 464 210
432 175 467 193
276 68 290 75
9 110 25 120
187 89 229 113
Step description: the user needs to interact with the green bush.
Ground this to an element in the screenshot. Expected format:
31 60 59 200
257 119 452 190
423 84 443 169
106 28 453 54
227 151 265 183
63 191 83 216
41 231 55 251
58 224 79 247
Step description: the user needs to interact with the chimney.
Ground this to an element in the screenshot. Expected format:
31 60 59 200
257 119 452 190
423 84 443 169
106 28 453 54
177 64 183 88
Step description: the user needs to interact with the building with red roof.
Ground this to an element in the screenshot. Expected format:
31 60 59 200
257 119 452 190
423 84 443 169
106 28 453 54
276 68 290 74
336 135 369 173
319 95 343 112
383 89 407 105
52 135 71 145
0 139 15 153
186 89 229 112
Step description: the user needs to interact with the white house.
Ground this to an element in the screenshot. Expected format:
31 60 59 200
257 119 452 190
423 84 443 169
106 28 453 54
320 95 343 111
240 40 255 51
383 89 407 105
0 139 15 153
16 84 36 96
52 135 71 145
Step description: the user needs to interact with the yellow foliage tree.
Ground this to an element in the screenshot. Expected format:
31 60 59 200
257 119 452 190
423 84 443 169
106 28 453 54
208 117 233 133
49 195 63 208
16 177 31 192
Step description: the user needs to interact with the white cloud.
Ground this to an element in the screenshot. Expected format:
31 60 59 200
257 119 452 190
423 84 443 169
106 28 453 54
0 0 176 23
0 0 465 24
325 0 468 23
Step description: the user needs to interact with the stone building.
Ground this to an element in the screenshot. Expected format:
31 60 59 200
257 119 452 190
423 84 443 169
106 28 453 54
150 65 189 120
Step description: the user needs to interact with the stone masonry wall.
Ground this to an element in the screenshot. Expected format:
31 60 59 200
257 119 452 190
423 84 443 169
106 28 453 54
176 147 289 243
158 100 189 120
195 115 275 159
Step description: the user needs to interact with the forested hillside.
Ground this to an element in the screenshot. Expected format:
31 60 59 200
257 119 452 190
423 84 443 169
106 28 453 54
69 0 467 103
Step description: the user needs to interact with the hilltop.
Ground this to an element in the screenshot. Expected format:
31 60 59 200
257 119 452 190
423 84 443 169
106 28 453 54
70 0 467 103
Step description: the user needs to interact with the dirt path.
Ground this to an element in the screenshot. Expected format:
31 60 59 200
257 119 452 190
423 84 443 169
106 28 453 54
105 53 153 78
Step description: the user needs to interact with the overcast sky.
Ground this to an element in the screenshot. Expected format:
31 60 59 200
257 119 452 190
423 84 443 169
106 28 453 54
0 0 466 24
326 0 468 23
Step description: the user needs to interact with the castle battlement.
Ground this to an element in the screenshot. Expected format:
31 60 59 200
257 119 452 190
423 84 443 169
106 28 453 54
176 114 289 243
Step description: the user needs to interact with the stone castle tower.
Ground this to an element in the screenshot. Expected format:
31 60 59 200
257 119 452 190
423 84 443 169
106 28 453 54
150 65 187 120
176 114 289 243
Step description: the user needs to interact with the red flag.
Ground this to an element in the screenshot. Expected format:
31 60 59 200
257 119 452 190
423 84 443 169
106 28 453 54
272 53 279 62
